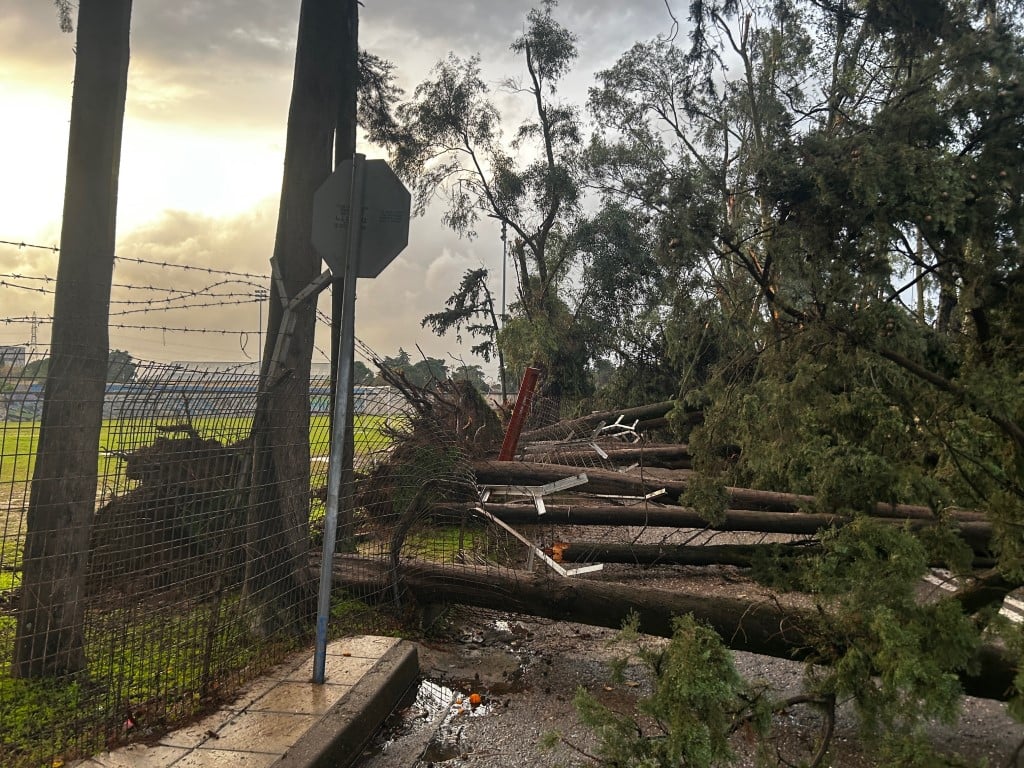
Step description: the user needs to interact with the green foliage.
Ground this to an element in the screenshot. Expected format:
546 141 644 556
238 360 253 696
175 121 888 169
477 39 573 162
586 0 1024 532
0 598 279 765
498 298 593 401
107 349 135 383
352 360 375 386
450 364 489 393
17 349 136 384
680 474 729 525
691 336 939 513
52 0 73 33
794 520 979 738
389 2 596 405
356 50 404 148
422 268 504 381
567 613 763 768
328 591 407 638
377 348 448 387
18 357 48 381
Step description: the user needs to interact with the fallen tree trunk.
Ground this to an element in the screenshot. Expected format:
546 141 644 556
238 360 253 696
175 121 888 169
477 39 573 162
553 541 812 566
522 443 693 469
435 503 993 554
330 556 1015 701
551 540 995 569
472 461 984 522
519 401 686 443
445 501 842 534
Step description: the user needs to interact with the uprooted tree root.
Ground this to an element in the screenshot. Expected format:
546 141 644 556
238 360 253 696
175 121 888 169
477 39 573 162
87 426 248 597
355 366 498 526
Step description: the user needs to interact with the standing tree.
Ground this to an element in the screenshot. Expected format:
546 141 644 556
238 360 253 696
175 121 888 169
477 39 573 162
106 349 136 383
389 1 592 403
451 363 489 392
14 0 133 677
421 267 507 394
246 0 352 634
376 349 449 387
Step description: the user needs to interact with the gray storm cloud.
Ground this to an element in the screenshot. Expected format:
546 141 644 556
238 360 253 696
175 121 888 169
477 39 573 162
3 0 680 373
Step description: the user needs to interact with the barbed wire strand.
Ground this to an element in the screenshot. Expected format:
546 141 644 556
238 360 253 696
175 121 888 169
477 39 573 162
1 279 264 308
1 238 269 280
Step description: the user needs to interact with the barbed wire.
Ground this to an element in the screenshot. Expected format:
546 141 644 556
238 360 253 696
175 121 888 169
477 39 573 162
1 270 266 296
0 315 260 336
1 238 269 280
109 298 261 317
1 249 335 351
115 255 268 280
1 276 264 307
0 239 58 252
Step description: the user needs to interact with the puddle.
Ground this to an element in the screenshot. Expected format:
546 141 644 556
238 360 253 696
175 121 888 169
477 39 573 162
362 678 495 762
361 620 535 764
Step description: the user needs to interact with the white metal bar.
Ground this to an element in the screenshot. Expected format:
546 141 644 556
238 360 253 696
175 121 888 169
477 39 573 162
473 506 603 578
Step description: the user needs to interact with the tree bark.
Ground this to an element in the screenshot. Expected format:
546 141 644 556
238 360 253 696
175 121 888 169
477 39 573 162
553 540 813 566
246 0 346 635
552 540 994 569
437 502 993 553
331 556 1015 701
472 460 983 521
522 443 692 469
519 400 680 443
14 0 132 678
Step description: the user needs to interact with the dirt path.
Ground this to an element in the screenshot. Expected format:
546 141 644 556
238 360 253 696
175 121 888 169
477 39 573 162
356 604 1022 768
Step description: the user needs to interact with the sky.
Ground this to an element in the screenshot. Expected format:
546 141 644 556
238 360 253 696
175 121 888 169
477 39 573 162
0 0 678 375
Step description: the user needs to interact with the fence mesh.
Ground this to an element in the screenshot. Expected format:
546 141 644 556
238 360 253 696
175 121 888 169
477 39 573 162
1 343 802 767
0 348 411 766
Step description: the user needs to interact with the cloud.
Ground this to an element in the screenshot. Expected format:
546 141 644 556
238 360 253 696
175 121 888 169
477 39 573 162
0 196 495 372
2 0 684 378
6 0 679 129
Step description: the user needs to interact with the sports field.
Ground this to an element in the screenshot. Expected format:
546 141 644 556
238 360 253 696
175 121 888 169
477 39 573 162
0 413 395 489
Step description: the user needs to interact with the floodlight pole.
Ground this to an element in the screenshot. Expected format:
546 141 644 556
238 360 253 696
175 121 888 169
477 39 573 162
314 154 365 684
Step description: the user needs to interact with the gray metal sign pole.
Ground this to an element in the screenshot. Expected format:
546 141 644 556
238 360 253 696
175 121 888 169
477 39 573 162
314 153 366 684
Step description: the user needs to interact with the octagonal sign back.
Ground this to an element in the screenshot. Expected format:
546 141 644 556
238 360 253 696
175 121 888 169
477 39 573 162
312 158 411 278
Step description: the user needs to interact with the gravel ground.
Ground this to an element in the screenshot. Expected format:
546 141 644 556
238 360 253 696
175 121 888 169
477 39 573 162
355 600 1022 768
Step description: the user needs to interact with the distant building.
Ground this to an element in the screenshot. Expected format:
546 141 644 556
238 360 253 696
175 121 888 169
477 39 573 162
0 345 26 371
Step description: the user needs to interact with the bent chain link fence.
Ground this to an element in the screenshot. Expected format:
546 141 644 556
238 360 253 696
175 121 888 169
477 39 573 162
0 348 421 767
1 343 718 767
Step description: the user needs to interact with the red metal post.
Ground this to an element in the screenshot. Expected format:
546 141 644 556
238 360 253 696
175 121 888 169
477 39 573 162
498 367 540 461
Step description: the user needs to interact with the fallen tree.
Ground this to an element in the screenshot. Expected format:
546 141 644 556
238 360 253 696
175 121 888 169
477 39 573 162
330 556 1015 701
521 442 693 469
472 460 984 522
519 400 686 443
549 540 996 569
435 501 993 556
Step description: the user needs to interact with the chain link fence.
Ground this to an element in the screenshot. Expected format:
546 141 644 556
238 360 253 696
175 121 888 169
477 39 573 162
0 348 413 767
2 345 722 767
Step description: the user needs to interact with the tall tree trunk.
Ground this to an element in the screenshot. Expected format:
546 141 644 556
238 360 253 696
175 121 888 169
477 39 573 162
246 0 346 635
14 0 133 678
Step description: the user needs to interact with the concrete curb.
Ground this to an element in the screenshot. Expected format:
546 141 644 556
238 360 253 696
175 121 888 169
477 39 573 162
272 640 419 768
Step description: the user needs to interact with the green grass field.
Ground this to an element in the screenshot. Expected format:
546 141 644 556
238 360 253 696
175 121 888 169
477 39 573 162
0 412 404 766
0 413 398 489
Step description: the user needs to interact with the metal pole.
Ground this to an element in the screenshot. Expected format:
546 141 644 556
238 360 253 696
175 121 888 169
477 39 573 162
501 220 507 326
500 220 508 402
314 153 365 684
498 366 540 461
256 287 267 373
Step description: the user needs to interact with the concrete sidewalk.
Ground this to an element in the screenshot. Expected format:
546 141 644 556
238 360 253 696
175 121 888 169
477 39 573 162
74 636 419 768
